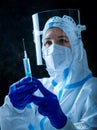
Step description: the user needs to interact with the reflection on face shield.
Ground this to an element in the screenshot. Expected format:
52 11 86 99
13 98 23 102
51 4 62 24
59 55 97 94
43 43 72 72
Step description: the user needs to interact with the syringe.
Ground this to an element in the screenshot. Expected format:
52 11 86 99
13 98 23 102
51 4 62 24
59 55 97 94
22 38 32 78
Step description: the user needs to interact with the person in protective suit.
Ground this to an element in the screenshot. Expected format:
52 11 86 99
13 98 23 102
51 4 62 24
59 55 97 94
0 14 97 130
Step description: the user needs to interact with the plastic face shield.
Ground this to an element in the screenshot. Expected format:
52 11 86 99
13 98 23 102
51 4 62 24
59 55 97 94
32 9 81 66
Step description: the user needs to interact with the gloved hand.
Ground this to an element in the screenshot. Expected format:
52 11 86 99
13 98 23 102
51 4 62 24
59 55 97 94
30 77 67 129
8 77 38 110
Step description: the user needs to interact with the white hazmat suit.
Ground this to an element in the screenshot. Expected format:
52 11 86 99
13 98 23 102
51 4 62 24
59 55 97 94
0 15 97 130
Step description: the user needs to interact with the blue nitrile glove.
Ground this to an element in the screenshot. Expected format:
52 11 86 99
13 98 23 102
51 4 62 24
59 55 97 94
8 77 38 110
31 77 67 129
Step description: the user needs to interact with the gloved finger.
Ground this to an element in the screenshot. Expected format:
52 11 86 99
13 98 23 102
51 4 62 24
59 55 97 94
14 76 32 88
11 94 33 109
32 77 54 97
16 82 38 94
9 85 38 103
9 76 33 95
29 95 44 106
10 91 32 101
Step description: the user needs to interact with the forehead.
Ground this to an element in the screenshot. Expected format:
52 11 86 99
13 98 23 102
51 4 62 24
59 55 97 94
45 27 66 38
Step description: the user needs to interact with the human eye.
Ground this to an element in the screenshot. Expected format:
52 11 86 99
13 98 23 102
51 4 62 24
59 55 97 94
58 38 69 45
44 41 52 48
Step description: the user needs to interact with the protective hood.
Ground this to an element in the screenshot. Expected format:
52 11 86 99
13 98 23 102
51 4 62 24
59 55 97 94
42 15 92 87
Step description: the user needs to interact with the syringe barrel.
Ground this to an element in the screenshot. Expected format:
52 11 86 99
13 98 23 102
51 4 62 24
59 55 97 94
23 57 32 77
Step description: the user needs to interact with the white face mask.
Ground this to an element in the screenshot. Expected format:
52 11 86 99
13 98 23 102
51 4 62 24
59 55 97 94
43 44 72 77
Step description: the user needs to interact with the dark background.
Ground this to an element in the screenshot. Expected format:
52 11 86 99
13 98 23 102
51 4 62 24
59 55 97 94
0 0 97 105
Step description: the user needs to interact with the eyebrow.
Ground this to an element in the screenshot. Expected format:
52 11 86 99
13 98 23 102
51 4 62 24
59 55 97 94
45 35 67 40
58 35 67 38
